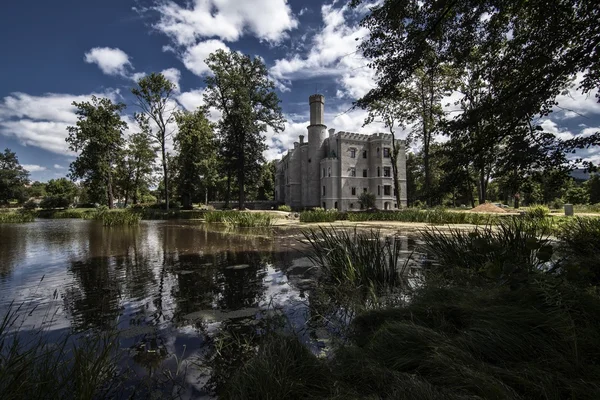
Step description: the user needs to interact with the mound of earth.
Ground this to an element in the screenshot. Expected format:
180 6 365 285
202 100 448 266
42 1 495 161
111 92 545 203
469 203 508 213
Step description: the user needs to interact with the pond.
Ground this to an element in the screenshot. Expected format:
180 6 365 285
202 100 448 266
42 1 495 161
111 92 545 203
0 219 420 398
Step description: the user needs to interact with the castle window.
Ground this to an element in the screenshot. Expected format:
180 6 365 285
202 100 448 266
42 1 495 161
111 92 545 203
377 167 381 177
377 148 380 157
328 167 331 177
322 168 325 178
349 168 356 177
363 188 368 193
383 147 391 158
362 169 368 177
322 186 326 196
350 203 354 209
351 187 356 196
384 185 391 195
362 150 367 158
378 185 381 195
350 148 356 158
384 167 391 177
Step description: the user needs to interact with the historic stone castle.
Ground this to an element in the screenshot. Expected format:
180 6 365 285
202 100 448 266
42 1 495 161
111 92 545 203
275 94 407 211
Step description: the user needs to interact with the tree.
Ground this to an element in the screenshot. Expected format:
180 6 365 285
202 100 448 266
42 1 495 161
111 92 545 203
173 109 218 209
66 96 127 208
116 132 156 206
358 191 376 210
0 148 29 204
204 50 285 210
132 73 177 210
45 177 78 205
27 181 46 198
587 174 600 204
256 161 276 201
352 0 600 171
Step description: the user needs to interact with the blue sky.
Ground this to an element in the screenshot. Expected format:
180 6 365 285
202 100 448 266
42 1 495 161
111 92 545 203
1 0 599 182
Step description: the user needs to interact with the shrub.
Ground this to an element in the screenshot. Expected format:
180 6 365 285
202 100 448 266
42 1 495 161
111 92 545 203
39 196 71 209
277 205 292 212
302 227 406 288
357 192 376 209
556 217 600 285
527 204 550 218
346 209 500 225
550 198 565 209
22 200 37 211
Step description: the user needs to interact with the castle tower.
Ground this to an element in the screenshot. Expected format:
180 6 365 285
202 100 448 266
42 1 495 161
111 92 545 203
307 94 327 208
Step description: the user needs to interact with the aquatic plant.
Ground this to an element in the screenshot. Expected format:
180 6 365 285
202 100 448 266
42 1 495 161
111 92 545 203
94 210 141 226
0 211 35 223
302 227 407 288
204 211 273 227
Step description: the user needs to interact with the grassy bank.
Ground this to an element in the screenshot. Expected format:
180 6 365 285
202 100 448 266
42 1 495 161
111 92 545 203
0 212 35 223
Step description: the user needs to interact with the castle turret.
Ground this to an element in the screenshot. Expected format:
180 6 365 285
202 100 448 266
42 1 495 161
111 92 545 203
307 94 327 208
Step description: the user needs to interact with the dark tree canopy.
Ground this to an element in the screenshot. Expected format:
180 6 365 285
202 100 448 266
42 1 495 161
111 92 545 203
0 148 30 204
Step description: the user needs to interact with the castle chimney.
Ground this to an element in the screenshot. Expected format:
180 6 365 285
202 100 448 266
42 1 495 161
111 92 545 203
294 142 299 149
299 135 304 144
328 128 335 138
309 94 325 126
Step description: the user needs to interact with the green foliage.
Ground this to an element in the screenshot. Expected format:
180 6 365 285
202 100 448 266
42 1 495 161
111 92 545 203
66 96 127 208
45 178 77 202
565 184 590 205
527 204 550 218
26 181 46 198
39 196 71 209
302 227 406 288
573 203 600 213
277 205 291 212
173 109 217 209
0 211 35 223
0 148 29 204
21 200 37 211
357 191 376 209
299 210 339 223
587 174 600 204
204 49 285 209
132 72 176 211
115 131 156 207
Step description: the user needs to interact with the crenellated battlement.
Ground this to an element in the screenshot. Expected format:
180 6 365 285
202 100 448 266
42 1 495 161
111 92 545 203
337 131 370 141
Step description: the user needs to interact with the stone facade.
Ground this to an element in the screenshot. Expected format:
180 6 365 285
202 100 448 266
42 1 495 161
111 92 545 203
275 94 407 211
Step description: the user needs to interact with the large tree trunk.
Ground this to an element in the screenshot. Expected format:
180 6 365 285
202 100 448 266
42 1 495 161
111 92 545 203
225 170 231 208
390 135 403 209
107 169 114 209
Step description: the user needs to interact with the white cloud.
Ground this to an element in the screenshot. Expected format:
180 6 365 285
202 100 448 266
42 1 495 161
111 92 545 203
54 164 66 169
161 67 182 92
22 164 46 172
182 40 230 76
84 47 133 78
150 0 298 46
553 73 600 119
0 90 120 155
269 3 374 98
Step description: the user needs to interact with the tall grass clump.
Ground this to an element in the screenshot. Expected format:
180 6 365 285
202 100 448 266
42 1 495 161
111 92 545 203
556 217 600 285
527 204 550 218
0 212 35 223
277 205 292 212
94 210 141 226
0 306 122 399
302 227 406 288
299 210 339 223
418 216 554 283
204 211 272 227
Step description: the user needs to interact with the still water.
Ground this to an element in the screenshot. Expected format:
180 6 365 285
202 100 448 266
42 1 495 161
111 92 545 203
0 219 418 398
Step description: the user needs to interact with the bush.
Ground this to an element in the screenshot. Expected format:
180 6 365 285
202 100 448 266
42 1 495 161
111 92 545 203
39 196 71 209
527 204 550 218
277 205 292 212
550 198 565 209
22 200 37 211
347 209 500 225
357 192 376 209
556 217 600 285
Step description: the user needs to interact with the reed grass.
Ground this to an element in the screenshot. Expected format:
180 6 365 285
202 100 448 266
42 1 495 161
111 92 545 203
556 217 600 285
302 226 407 288
204 211 273 227
347 208 500 225
94 210 141 226
0 212 35 223
299 210 341 223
